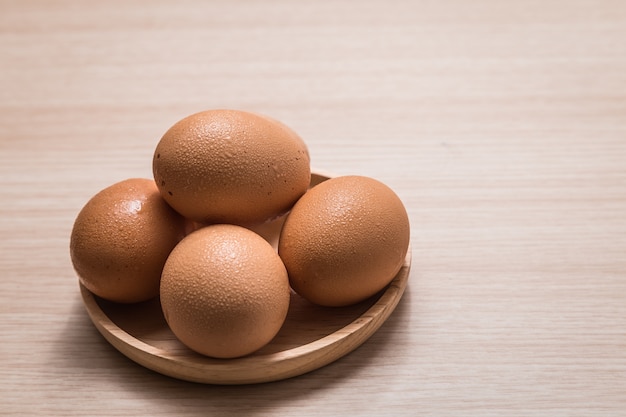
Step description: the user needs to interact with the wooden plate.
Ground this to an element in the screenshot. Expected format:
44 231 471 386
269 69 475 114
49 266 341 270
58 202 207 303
79 171 412 385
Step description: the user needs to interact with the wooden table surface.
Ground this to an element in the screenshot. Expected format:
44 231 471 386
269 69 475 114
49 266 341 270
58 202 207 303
1 1 625 415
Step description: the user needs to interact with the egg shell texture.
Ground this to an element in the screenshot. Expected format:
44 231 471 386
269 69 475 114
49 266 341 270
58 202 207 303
70 178 187 303
160 224 291 358
152 109 311 225
278 175 410 307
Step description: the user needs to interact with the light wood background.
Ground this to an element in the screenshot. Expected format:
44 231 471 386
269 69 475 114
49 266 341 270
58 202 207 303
1 1 625 415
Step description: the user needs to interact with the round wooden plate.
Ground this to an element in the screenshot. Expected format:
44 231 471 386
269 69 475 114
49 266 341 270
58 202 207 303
79 171 412 385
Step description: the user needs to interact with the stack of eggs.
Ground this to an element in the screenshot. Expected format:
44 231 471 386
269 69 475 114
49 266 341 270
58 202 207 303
70 110 410 359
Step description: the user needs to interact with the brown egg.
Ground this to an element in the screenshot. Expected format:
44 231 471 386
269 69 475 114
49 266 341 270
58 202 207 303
278 175 410 307
152 109 311 226
70 178 187 303
160 224 291 359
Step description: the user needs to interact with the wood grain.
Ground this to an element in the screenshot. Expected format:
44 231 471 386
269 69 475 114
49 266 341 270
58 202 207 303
1 0 626 415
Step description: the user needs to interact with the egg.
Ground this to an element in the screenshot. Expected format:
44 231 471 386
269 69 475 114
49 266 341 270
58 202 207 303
160 224 291 359
152 109 311 226
70 178 187 303
278 175 410 307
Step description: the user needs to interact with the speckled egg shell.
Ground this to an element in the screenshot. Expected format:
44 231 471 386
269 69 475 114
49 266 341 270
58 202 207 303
70 178 187 303
160 224 291 359
152 109 311 226
278 175 410 307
